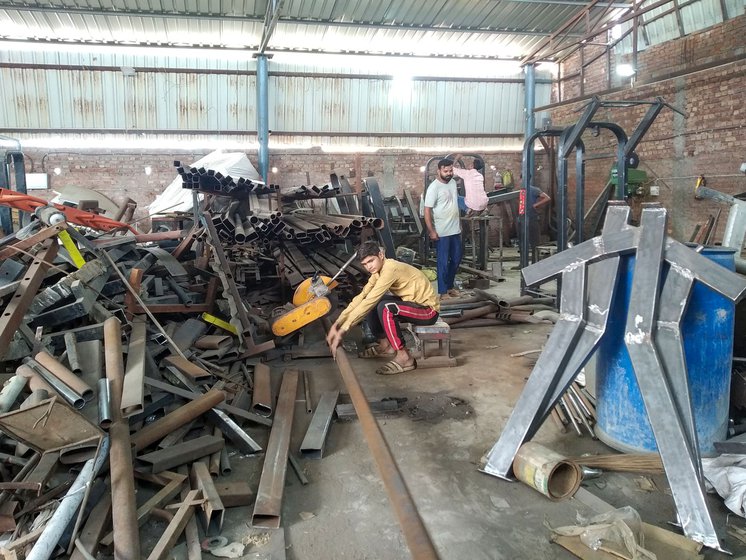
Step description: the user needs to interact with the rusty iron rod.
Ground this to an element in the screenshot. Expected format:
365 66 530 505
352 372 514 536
103 317 140 560
131 388 226 452
323 319 440 560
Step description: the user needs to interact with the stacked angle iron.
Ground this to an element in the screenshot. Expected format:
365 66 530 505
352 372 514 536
206 210 383 246
173 160 279 197
281 184 340 201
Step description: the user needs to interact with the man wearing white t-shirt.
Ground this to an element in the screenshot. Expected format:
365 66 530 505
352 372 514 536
424 158 462 298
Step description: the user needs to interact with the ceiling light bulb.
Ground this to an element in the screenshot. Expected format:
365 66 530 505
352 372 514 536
271 167 278 174
53 167 61 175
144 166 152 175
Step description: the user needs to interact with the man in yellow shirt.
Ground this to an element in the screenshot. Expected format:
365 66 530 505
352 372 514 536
326 241 440 374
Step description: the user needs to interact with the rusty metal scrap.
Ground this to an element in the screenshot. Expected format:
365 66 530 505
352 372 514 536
0 169 402 559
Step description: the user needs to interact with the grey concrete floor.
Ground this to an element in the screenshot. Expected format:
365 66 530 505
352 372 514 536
158 261 745 560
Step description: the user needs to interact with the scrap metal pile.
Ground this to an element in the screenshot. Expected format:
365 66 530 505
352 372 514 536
0 173 382 557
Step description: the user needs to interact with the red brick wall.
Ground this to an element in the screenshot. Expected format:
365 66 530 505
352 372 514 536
550 15 746 241
21 148 525 221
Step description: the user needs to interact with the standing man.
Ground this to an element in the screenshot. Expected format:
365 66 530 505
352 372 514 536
424 158 462 298
518 182 551 258
326 241 439 375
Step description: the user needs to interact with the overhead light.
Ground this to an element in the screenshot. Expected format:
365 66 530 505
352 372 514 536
144 166 152 175
53 167 62 175
616 63 636 77
419 166 426 172
271 167 278 174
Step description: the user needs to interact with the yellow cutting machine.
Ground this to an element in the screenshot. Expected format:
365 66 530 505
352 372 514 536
271 252 358 336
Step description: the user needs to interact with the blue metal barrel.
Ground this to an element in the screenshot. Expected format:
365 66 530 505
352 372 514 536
595 247 736 454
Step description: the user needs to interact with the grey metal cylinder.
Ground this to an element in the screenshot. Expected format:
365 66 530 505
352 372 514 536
0 376 28 413
23 358 85 410
97 378 112 430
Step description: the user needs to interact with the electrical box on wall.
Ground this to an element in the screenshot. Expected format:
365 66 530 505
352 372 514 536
26 173 49 190
649 184 660 196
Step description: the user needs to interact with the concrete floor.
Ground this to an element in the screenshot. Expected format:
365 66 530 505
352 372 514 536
158 266 746 560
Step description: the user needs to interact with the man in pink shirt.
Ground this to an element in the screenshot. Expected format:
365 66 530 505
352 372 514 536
452 155 488 213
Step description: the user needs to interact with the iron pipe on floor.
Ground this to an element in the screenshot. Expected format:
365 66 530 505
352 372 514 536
323 319 440 560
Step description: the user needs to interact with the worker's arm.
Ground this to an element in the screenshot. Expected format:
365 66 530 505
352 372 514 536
533 190 551 211
327 277 376 356
325 324 345 358
338 269 398 332
334 277 375 331
424 206 438 241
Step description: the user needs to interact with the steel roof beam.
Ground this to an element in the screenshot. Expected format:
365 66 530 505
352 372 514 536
0 3 580 38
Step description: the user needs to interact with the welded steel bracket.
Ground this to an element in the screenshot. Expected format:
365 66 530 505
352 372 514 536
482 265 587 480
482 204 746 551
624 207 726 551
530 203 632 432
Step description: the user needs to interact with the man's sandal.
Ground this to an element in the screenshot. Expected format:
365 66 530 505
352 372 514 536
358 345 395 359
375 360 417 375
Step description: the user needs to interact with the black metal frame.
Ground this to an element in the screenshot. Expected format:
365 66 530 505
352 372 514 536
520 96 685 295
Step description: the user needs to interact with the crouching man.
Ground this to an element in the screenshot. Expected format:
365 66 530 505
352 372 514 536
326 241 440 375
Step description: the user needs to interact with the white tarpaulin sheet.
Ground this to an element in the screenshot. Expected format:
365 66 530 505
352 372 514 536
148 151 262 215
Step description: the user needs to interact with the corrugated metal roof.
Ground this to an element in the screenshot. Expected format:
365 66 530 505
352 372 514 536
0 0 629 60
0 0 732 63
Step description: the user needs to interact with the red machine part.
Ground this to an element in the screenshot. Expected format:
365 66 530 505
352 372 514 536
0 188 137 233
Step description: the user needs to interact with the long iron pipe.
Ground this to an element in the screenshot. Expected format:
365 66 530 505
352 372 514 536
131 388 226 451
103 317 140 560
323 319 439 560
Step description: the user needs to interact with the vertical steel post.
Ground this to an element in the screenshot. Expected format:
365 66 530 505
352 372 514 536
524 64 536 139
256 54 270 185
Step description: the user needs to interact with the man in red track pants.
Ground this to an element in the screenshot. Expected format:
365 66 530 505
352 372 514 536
326 241 440 375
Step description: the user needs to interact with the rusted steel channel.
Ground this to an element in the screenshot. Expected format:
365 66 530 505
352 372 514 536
323 320 440 560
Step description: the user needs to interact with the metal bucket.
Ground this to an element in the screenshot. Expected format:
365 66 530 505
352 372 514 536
595 247 736 454
513 441 581 501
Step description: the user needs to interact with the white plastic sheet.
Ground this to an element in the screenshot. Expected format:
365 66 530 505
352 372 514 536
702 454 746 517
148 150 261 215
